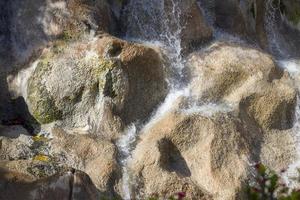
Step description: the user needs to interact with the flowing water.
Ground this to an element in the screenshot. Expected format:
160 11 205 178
116 0 189 198
116 1 281 198
264 0 300 187
278 60 300 187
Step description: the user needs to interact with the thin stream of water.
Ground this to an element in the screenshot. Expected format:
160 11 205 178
116 0 188 198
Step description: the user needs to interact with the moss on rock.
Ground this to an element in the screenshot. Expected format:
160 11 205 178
27 60 62 124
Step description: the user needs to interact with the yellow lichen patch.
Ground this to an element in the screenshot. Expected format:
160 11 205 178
32 135 49 142
33 155 50 162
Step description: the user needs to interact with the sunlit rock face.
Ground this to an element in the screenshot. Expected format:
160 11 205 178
26 35 168 129
1 0 300 199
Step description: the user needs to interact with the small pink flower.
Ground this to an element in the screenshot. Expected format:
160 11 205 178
177 192 186 199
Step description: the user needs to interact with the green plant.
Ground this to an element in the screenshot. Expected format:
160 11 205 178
247 163 300 200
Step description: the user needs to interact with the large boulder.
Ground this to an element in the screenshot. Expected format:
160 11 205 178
0 127 121 198
49 128 121 196
27 35 168 129
128 107 296 199
129 111 255 199
188 42 282 102
187 42 296 130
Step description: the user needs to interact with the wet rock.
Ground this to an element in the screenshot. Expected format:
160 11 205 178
0 125 29 138
8 0 115 62
27 35 167 128
164 0 212 53
214 0 247 35
123 0 212 54
279 0 300 27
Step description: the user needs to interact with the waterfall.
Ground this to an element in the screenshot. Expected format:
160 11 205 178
7 60 39 101
117 0 188 198
264 0 300 186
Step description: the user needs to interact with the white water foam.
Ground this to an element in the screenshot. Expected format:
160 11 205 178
277 59 300 187
182 102 234 117
116 124 137 200
117 0 187 198
7 60 39 100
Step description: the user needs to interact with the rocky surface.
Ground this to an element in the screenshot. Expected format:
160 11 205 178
0 0 300 199
0 168 101 200
8 0 115 63
27 35 167 127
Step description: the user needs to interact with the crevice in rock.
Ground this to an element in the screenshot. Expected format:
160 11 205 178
68 168 75 200
157 138 191 178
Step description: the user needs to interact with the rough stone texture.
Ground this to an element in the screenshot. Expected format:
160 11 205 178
0 127 121 198
9 0 114 62
129 111 253 200
49 128 120 196
27 35 168 128
0 133 33 161
0 168 101 200
188 42 296 130
129 105 296 199
164 0 212 53
124 0 212 54
239 77 297 130
188 42 283 102
214 0 247 35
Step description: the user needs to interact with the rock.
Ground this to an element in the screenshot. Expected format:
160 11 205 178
239 76 297 130
0 127 121 197
27 35 168 128
0 160 61 180
0 167 101 200
129 106 296 199
9 0 114 62
49 128 120 196
129 111 254 200
260 129 296 171
254 0 300 57
280 0 300 27
188 42 283 102
214 0 247 35
0 125 29 138
188 42 296 130
0 133 33 161
124 0 212 53
164 0 212 52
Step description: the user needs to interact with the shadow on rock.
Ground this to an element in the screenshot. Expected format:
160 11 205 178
1 96 41 136
158 138 191 177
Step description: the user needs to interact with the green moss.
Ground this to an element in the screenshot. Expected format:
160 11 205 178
287 9 300 25
58 28 83 42
27 60 62 124
31 91 62 124
93 59 118 92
